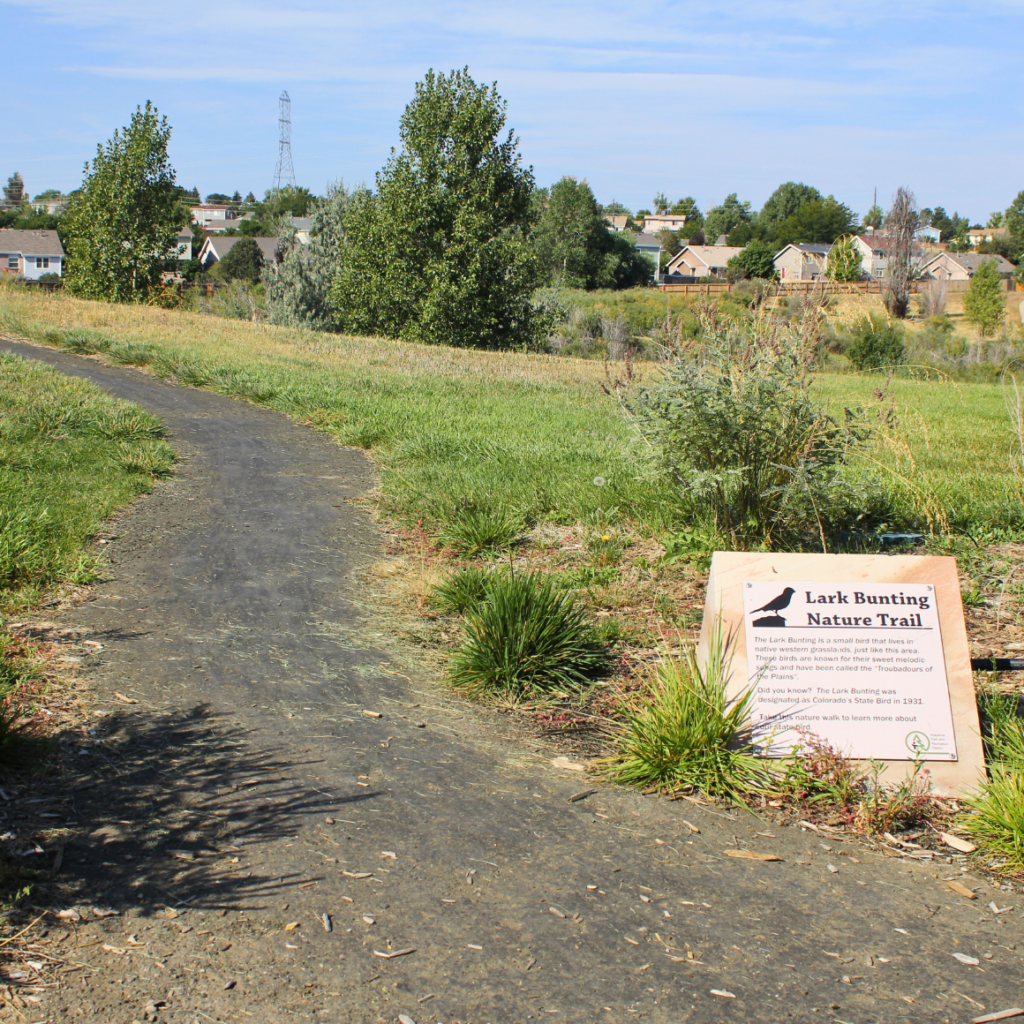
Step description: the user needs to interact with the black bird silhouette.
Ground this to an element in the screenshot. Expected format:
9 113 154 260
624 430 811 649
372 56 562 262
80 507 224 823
752 587 796 614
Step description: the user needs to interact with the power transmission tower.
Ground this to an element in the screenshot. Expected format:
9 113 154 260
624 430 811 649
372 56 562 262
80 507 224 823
273 90 296 192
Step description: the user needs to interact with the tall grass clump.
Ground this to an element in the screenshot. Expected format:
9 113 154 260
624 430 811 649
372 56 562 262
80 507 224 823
450 572 610 697
610 305 881 549
440 507 521 556
962 681 1024 870
604 624 774 801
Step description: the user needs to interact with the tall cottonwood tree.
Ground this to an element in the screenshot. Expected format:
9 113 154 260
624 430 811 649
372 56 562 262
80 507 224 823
62 102 181 301
331 68 540 349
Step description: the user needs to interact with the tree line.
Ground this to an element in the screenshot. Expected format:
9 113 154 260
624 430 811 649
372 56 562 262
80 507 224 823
20 70 1024 350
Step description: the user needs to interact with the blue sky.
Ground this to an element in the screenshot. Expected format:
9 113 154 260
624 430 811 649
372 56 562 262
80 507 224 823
2 0 1022 222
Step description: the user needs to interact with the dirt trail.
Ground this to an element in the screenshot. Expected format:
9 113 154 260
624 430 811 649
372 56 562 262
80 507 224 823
1 339 1021 1024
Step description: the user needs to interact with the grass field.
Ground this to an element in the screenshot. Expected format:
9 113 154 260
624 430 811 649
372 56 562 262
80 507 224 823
2 284 1022 541
0 348 175 613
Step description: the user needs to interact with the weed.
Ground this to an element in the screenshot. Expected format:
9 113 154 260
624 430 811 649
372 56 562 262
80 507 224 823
450 572 610 697
603 624 775 802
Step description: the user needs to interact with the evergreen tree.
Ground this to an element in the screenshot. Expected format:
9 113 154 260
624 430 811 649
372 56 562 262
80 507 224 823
218 236 266 283
962 258 1006 338
330 68 540 349
3 173 25 204
62 102 181 301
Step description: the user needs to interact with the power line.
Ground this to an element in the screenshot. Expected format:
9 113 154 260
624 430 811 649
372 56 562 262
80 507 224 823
273 90 296 192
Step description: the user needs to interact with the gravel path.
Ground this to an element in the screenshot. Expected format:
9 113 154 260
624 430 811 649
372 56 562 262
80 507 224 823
2 339 1021 1024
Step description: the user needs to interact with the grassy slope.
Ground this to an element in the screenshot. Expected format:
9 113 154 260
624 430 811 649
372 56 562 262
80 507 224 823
0 284 1019 537
0 349 175 612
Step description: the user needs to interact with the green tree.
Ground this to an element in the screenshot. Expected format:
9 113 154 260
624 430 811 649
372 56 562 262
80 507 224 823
260 185 315 218
670 196 703 230
987 211 1004 228
826 235 863 281
758 182 822 237
62 101 181 301
775 200 858 247
218 237 266 283
603 200 631 217
704 193 752 243
863 204 884 229
653 192 670 214
231 190 242 204
3 172 25 205
726 240 777 281
330 68 540 349
1004 191 1024 252
962 258 1006 338
535 177 610 288
205 192 233 204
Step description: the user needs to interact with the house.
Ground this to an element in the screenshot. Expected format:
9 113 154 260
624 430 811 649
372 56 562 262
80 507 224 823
30 193 67 216
633 232 663 280
0 229 65 279
773 243 832 281
288 217 313 244
664 245 744 282
176 227 194 261
198 235 281 269
604 215 629 232
920 251 1016 285
966 226 1010 247
851 234 888 279
190 203 239 228
915 225 942 244
642 214 687 235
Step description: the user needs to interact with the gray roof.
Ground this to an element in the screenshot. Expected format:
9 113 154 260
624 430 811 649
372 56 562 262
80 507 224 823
201 236 280 263
0 229 65 257
634 232 662 248
939 252 1015 272
791 242 832 254
288 217 312 231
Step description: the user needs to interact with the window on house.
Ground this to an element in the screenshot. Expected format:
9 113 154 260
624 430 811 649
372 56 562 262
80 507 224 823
6 256 17 270
35 257 49 269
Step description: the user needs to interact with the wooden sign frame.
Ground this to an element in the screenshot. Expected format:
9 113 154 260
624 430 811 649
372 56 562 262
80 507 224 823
697 551 985 795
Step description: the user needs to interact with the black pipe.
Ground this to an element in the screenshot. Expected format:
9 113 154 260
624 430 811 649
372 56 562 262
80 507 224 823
971 657 1024 672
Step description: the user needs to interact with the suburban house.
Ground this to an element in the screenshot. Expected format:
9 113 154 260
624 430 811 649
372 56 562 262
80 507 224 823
603 215 630 232
966 226 1010 247
773 242 831 281
30 193 67 215
0 228 65 279
915 225 942 244
642 214 687 234
633 233 663 280
288 217 313 244
198 235 281 270
176 227 195 261
852 234 889 279
190 203 239 228
664 244 744 282
920 251 1016 285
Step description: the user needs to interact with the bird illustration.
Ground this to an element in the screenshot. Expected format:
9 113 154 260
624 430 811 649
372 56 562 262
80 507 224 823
752 587 795 614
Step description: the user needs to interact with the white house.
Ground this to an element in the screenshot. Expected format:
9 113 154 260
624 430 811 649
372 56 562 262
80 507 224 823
0 229 65 279
190 203 239 228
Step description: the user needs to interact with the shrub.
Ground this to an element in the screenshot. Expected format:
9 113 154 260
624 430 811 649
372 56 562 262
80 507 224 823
614 307 873 548
218 237 266 284
440 508 520 555
962 768 1024 871
431 566 495 614
845 312 906 370
963 257 1006 338
603 625 774 802
450 572 610 696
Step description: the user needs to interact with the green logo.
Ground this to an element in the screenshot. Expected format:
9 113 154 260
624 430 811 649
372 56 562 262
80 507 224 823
905 731 930 755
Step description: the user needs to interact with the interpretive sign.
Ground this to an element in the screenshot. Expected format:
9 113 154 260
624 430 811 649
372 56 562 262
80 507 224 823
742 580 956 761
698 552 986 794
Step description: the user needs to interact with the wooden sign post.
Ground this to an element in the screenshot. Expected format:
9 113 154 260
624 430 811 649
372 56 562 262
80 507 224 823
698 552 985 795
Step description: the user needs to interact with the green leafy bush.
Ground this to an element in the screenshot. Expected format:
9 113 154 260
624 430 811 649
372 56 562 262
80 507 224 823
616 307 873 548
845 312 906 371
450 572 610 696
603 625 773 801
